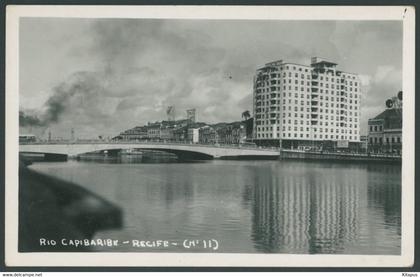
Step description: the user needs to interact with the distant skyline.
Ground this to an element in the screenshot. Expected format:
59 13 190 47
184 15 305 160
19 18 402 139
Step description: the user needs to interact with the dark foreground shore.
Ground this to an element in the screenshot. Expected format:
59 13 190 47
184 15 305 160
19 161 122 252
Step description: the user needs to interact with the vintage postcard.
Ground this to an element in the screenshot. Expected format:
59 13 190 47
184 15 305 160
5 5 415 267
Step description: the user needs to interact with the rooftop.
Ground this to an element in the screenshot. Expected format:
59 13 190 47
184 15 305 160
311 60 338 67
370 108 402 129
310 57 337 67
255 57 359 74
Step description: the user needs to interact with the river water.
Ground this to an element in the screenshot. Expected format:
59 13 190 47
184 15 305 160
29 158 401 254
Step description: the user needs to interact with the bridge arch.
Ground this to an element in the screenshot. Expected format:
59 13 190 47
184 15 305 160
138 148 213 160
20 144 215 160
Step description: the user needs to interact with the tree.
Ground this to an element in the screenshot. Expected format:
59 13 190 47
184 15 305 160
241 110 251 121
241 110 253 140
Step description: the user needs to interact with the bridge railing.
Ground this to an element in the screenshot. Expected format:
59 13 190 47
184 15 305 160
281 149 402 158
19 140 281 152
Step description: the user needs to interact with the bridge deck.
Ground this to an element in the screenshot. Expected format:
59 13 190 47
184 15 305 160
20 142 280 159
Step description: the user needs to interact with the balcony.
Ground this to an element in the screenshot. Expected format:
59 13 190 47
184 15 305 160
311 114 318 119
326 69 335 74
311 100 319 106
313 68 326 74
311 87 319 92
311 107 318 112
311 119 318 125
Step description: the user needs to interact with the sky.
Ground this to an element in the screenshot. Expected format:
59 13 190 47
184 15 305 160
19 18 402 139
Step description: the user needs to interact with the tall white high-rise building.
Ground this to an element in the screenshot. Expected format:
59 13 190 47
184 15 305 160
253 57 361 149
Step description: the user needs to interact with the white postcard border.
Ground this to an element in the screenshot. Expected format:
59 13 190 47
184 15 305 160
5 5 415 267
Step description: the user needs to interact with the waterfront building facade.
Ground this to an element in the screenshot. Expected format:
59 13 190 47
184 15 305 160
115 126 148 141
146 122 162 139
199 125 217 144
368 108 402 154
187 123 206 143
160 127 174 141
252 57 361 150
187 128 199 143
173 126 188 142
244 117 254 141
360 135 368 152
114 119 190 142
213 122 246 145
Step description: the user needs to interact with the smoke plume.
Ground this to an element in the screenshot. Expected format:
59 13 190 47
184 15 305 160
19 111 43 127
19 71 107 128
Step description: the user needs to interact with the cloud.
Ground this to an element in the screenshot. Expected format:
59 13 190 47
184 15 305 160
362 65 402 106
20 19 247 138
359 65 402 134
19 19 403 139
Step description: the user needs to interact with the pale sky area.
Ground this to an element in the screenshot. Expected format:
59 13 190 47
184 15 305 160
19 18 402 139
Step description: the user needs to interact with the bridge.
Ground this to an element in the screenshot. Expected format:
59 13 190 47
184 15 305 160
19 141 280 160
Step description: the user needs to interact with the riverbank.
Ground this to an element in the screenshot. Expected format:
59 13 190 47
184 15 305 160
19 161 122 251
280 149 401 163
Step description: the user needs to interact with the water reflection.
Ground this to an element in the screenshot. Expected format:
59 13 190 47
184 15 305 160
244 162 401 254
76 151 178 164
366 165 401 235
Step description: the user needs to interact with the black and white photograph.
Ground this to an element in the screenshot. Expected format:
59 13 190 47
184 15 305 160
5 5 415 267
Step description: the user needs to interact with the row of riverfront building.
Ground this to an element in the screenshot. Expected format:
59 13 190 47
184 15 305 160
113 118 253 146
